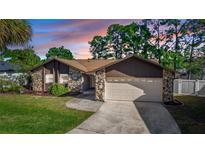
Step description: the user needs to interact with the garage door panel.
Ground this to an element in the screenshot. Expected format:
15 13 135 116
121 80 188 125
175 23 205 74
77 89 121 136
105 78 162 102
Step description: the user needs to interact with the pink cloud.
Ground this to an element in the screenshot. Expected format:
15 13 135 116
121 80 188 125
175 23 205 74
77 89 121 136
34 28 106 52
33 19 139 59
72 46 92 59
38 19 102 30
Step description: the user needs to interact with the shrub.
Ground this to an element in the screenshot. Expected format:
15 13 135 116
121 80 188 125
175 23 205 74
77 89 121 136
0 79 24 93
0 73 28 86
48 83 69 96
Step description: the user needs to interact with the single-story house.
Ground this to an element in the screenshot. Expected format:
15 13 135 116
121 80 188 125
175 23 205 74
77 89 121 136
30 55 175 102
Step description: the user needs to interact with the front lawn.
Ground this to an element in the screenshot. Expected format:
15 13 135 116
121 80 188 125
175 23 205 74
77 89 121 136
0 94 93 134
165 96 205 134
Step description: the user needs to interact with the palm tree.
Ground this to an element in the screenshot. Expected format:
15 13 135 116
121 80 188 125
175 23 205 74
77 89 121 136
0 19 32 50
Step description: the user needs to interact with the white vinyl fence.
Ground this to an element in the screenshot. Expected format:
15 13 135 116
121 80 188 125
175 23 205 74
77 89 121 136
174 79 205 96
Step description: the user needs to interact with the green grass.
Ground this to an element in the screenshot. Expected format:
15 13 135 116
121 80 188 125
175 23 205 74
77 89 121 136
165 96 205 134
0 94 93 134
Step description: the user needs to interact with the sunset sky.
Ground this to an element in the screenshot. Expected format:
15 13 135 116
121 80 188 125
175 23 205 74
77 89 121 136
29 19 138 59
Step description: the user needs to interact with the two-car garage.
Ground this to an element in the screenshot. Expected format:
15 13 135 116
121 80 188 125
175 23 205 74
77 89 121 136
103 56 164 102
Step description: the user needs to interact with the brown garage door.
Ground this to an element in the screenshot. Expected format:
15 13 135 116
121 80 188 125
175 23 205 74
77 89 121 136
105 77 163 102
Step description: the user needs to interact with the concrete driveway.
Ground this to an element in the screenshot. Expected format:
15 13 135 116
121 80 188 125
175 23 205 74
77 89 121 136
66 92 103 112
134 101 181 134
68 100 150 134
67 93 180 134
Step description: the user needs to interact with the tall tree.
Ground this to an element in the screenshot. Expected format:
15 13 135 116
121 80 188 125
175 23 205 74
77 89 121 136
165 19 188 70
143 19 168 63
46 46 74 60
89 36 109 59
89 22 153 59
136 23 153 59
123 22 152 59
184 19 205 79
107 24 125 59
3 48 41 71
0 20 32 51
89 19 205 80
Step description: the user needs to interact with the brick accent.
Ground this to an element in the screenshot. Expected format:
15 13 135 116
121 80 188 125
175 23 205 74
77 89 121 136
31 68 43 92
95 69 105 101
67 67 83 92
163 69 175 102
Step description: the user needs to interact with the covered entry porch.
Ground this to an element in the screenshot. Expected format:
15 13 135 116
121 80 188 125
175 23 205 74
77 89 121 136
82 73 95 92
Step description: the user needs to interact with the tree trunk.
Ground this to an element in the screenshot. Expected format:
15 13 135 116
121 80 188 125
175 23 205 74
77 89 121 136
157 21 161 63
174 25 179 71
200 72 203 80
188 36 195 79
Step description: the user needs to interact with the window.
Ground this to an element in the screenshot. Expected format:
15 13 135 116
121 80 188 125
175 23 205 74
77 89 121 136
60 74 69 84
45 74 54 83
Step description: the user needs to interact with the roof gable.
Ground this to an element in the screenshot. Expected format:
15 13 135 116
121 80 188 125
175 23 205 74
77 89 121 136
30 55 171 73
56 58 117 72
30 57 117 73
92 55 163 72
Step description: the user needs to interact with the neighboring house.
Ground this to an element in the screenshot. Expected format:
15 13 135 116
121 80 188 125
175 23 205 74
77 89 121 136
0 61 21 75
30 55 175 102
0 61 28 86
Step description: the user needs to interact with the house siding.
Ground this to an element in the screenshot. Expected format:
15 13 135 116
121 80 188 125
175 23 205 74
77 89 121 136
106 57 163 78
31 60 83 93
44 60 54 74
44 60 70 90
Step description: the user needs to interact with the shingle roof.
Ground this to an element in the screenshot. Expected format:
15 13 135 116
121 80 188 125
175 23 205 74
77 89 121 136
31 55 169 73
0 61 20 72
57 58 88 72
57 58 118 72
76 59 118 72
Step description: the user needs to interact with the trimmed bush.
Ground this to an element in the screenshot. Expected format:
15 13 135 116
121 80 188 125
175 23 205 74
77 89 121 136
48 83 69 96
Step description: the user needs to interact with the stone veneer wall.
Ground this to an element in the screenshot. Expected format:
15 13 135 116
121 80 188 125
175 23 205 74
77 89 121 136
95 69 105 101
163 69 175 102
31 68 43 92
67 67 83 92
